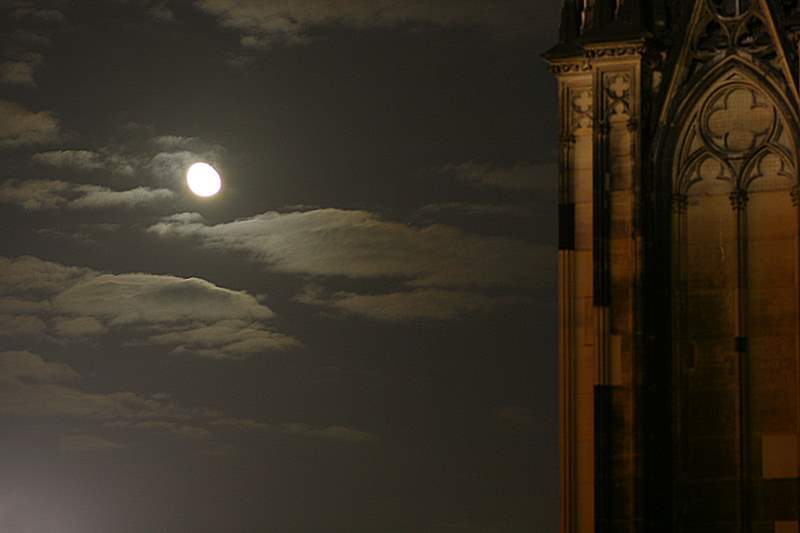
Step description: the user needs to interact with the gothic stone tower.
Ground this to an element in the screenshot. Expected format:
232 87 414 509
545 1 800 532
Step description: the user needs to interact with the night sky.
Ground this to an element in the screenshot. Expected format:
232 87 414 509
0 1 560 532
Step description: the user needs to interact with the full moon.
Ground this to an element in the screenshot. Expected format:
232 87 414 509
186 162 222 197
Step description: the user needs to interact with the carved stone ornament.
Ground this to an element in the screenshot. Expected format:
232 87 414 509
700 84 775 158
571 89 594 132
674 77 796 198
729 187 749 209
605 73 632 117
692 1 776 62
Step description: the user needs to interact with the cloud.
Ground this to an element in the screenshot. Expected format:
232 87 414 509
0 351 376 448
149 209 547 289
0 314 49 337
0 179 174 210
1 25 52 87
0 256 91 295
0 256 296 357
440 161 557 192
0 351 78 385
54 274 274 325
32 149 136 176
148 137 224 184
194 0 536 49
0 351 210 421
149 208 550 322
0 55 41 86
297 286 509 322
0 100 59 146
52 316 107 338
70 186 174 208
149 319 299 358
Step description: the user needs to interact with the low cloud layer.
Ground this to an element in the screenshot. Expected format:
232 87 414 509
0 100 59 146
0 179 174 210
0 256 298 358
195 0 536 49
0 350 376 449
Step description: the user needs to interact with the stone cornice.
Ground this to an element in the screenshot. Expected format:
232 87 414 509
545 38 652 75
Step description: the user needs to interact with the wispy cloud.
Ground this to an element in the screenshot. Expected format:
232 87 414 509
296 285 519 322
149 208 551 321
33 149 136 176
149 209 546 288
0 256 298 358
0 28 50 87
0 179 174 210
195 0 536 50
0 100 59 146
0 350 377 450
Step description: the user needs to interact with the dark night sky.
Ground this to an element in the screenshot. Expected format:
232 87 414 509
0 1 561 532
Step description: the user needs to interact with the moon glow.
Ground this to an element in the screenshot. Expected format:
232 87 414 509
187 162 222 197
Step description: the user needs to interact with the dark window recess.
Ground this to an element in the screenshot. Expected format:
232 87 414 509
559 203 576 251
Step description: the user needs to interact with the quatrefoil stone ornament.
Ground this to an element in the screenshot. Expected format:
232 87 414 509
702 85 775 156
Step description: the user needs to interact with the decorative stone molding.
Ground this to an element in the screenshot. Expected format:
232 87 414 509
584 44 648 59
674 76 795 196
605 72 632 117
548 61 592 75
571 89 594 132
729 188 749 210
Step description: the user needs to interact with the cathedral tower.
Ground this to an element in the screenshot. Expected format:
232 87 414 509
545 1 800 531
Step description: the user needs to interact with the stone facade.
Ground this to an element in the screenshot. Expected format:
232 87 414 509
545 1 800 532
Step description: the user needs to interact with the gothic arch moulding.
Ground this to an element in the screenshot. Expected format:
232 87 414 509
672 67 798 198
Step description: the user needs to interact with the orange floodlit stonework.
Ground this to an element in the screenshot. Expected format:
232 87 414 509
545 1 800 531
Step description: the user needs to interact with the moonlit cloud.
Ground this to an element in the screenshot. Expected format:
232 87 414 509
297 286 516 322
0 351 78 385
0 56 41 86
0 179 174 210
0 256 297 357
52 316 107 338
33 149 136 176
1 28 50 87
54 274 274 325
195 0 536 49
149 208 550 321
0 100 60 146
149 208 547 288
